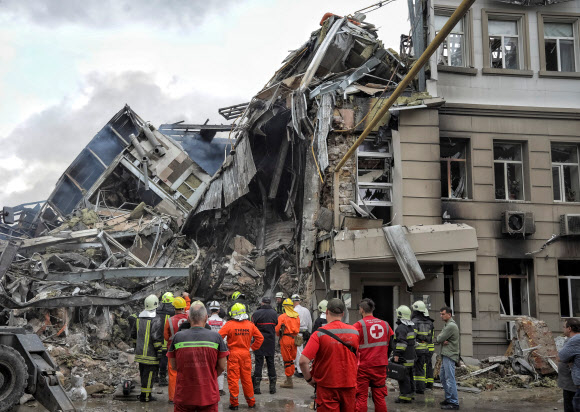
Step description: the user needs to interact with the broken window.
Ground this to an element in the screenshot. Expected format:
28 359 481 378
489 20 520 69
494 142 524 200
440 138 469 199
499 259 532 316
435 14 465 67
551 143 580 202
544 22 576 72
356 136 393 208
558 260 580 318
443 264 454 312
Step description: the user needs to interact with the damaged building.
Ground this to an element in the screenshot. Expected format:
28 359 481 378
1 0 579 367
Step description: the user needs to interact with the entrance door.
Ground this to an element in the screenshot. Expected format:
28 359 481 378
363 285 394 327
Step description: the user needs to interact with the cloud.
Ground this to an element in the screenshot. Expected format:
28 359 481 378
0 0 241 30
0 71 239 206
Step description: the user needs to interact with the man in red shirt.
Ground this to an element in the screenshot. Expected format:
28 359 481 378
354 298 394 412
299 298 359 412
167 301 228 412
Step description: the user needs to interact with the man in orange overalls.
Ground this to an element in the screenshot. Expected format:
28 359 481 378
275 298 300 389
219 303 264 410
163 297 188 403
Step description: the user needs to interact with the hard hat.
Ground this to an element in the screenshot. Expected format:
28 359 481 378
161 292 175 304
396 305 412 320
173 297 186 309
423 308 430 317
144 294 159 311
229 303 246 318
283 298 294 306
412 300 426 313
209 301 220 310
318 299 328 313
275 292 284 299
291 294 301 301
232 291 245 300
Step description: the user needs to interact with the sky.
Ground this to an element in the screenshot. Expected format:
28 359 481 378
0 0 410 207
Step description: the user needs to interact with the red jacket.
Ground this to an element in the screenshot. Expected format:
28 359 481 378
354 315 394 368
164 313 189 349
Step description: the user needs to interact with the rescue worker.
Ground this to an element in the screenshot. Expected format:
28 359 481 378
425 306 436 389
163 297 188 403
207 300 227 396
354 298 394 412
312 299 328 333
299 298 360 411
182 291 191 311
133 294 164 402
227 291 248 320
157 292 175 386
251 296 279 395
275 292 284 315
167 301 229 412
411 300 434 395
292 294 312 378
219 303 264 410
393 305 416 404
275 298 300 389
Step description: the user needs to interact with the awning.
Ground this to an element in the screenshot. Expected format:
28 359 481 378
333 223 478 266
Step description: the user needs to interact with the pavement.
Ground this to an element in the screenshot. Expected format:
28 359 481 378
16 379 565 411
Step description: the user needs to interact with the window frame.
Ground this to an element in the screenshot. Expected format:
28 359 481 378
440 137 470 199
493 141 525 201
482 9 532 77
356 137 393 208
551 143 580 203
558 260 580 318
498 259 532 318
538 12 580 79
434 6 476 75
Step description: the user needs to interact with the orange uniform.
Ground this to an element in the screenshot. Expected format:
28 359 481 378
219 319 264 408
183 295 191 311
163 313 188 401
275 314 301 377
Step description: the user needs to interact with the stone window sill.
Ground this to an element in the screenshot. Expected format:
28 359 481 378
539 70 580 79
482 68 534 77
437 65 478 76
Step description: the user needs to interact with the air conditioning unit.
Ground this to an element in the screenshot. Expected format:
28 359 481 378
502 211 535 236
505 321 516 341
560 214 580 236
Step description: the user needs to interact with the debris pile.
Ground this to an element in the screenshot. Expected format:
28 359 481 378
438 317 559 392
1 12 419 391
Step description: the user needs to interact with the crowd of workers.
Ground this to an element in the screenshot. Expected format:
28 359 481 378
130 290 462 411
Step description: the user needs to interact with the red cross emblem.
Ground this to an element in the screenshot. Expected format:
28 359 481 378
370 324 385 339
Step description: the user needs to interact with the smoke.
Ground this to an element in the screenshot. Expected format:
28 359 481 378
0 71 237 207
0 0 242 30
176 135 232 176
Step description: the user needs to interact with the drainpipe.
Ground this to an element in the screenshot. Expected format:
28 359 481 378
129 133 151 191
142 123 166 157
332 0 476 227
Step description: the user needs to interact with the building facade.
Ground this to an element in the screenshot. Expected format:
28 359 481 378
319 0 580 358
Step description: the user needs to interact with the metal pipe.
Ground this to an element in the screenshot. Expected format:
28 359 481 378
129 133 149 163
143 123 166 157
332 0 476 226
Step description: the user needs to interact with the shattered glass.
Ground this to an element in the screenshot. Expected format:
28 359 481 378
358 187 392 204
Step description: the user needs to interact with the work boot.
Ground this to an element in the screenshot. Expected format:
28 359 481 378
280 376 293 388
269 376 277 394
441 404 459 410
228 405 238 410
253 376 261 394
395 398 412 404
158 375 168 387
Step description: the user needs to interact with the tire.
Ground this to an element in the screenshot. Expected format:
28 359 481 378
0 344 28 412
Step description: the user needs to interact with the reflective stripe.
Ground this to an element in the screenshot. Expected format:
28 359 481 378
406 333 415 339
403 362 414 367
143 320 150 357
400 396 413 400
317 328 359 338
174 341 219 350
169 318 176 340
395 345 407 350
360 341 388 349
358 320 368 346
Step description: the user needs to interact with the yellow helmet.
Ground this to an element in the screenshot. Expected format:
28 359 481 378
172 297 186 309
232 291 244 300
283 298 293 306
229 303 246 318
162 292 174 304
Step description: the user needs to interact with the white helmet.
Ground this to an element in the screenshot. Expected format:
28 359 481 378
275 292 284 299
291 294 301 301
144 294 159 311
209 301 220 310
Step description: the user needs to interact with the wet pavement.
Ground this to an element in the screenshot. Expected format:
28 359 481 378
16 381 564 411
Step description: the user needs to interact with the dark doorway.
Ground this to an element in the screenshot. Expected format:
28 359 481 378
363 285 394 328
